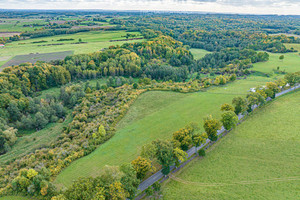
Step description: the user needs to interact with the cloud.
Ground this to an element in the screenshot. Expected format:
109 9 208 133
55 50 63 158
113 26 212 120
0 0 299 15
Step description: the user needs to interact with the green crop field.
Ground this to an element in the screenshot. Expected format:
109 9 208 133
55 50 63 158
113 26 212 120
190 48 211 60
54 75 276 188
162 90 300 200
0 30 144 67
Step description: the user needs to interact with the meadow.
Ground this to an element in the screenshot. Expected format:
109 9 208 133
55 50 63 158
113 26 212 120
0 30 143 68
252 50 300 75
162 90 300 200
54 75 276 188
189 48 211 60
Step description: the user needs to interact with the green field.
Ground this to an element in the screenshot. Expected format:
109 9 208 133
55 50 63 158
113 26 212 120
190 48 211 60
252 51 300 75
54 75 275 188
162 90 300 199
0 30 144 67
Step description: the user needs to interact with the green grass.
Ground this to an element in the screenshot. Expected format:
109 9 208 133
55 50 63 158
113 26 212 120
189 48 211 60
0 30 144 67
0 196 33 200
0 113 72 165
252 45 300 75
54 75 275 188
162 90 300 199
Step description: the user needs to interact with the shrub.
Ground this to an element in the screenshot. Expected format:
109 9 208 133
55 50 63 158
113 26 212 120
198 149 206 157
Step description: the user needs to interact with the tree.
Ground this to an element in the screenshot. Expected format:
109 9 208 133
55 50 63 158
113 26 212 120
192 132 207 155
232 97 247 115
221 111 238 131
246 92 265 112
131 156 151 180
7 101 21 121
266 82 280 98
96 81 101 90
279 55 284 61
120 164 140 199
108 181 128 200
173 147 188 167
34 112 48 130
284 72 300 86
220 103 234 112
133 83 138 89
153 140 175 169
203 115 222 141
64 177 96 200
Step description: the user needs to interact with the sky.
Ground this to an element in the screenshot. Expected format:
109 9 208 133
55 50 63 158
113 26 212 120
1 0 300 15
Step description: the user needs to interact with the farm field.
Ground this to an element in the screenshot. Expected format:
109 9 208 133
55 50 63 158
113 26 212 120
0 30 144 67
1 51 73 68
162 90 300 200
189 48 211 60
54 75 275 188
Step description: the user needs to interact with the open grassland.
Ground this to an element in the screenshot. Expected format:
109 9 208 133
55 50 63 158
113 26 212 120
252 51 300 75
0 30 144 67
162 90 300 200
190 48 211 60
0 113 72 165
54 75 276 188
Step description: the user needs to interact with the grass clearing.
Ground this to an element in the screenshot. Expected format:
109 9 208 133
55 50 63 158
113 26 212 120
54 76 275 188
252 52 300 74
162 90 300 199
190 48 211 60
0 30 144 67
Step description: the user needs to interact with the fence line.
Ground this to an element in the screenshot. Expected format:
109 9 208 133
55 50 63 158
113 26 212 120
136 84 299 198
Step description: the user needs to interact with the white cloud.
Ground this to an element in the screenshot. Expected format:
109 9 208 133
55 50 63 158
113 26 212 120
0 0 299 15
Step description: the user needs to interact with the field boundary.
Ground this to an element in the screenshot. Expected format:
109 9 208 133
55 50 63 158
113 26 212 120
135 84 300 199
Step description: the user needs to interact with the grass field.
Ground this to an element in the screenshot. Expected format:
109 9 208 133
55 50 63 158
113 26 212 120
0 30 144 67
162 90 300 200
54 75 275 188
190 48 211 60
252 51 300 75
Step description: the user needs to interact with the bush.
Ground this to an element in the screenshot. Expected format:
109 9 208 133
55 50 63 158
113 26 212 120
162 166 170 175
198 149 206 157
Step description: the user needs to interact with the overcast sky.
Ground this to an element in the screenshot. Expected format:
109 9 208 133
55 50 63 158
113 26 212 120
1 0 300 15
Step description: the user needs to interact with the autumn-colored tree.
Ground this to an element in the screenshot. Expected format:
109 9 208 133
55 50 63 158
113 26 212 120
220 103 234 112
203 115 222 141
131 156 151 180
108 181 128 200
